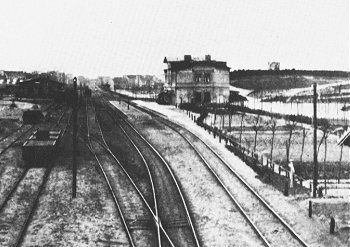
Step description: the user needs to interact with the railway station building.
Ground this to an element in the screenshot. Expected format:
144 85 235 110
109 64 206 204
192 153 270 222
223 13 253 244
163 55 230 105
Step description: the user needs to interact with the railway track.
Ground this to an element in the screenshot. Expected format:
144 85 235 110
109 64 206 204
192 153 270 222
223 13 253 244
96 96 200 247
0 124 33 156
156 119 309 247
0 110 70 247
109 95 310 247
86 99 168 246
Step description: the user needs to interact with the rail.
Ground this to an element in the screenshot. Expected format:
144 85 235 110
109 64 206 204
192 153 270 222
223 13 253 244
118 97 309 247
103 98 200 247
85 99 136 247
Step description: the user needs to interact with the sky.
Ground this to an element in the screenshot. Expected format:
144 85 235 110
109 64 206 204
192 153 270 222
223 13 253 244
0 0 349 78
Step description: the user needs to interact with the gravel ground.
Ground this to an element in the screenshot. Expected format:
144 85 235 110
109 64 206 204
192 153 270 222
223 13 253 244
112 99 348 247
21 121 129 246
0 148 24 200
0 167 45 246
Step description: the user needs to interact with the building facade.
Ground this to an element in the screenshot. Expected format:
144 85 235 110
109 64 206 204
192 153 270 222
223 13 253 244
164 55 230 105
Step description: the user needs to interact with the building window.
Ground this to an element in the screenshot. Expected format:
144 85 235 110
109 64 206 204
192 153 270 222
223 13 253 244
204 73 211 83
195 73 201 83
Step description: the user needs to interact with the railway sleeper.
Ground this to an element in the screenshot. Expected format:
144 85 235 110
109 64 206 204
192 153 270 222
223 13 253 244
162 219 189 228
127 219 154 230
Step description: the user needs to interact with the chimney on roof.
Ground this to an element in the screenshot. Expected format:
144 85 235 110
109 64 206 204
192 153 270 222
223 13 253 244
184 55 192 61
205 55 211 61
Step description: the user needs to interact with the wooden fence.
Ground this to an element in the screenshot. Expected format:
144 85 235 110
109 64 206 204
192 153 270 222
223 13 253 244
187 111 306 189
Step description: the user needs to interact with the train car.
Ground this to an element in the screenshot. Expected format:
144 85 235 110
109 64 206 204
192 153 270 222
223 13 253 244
22 128 62 167
22 108 44 124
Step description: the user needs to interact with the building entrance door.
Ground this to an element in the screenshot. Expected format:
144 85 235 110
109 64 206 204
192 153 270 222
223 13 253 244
204 92 211 103
194 92 201 103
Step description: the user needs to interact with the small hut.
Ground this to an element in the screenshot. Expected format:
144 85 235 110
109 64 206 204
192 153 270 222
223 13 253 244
229 91 248 106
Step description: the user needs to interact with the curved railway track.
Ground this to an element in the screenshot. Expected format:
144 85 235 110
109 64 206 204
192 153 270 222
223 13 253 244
155 118 309 247
86 99 172 246
0 110 70 247
106 93 309 247
96 97 200 247
92 100 162 246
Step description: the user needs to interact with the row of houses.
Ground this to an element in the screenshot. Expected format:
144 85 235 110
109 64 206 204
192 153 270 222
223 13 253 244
0 70 33 85
0 70 73 86
113 75 163 91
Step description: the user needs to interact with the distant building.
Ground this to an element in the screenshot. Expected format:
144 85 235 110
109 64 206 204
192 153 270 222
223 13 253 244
163 55 230 104
15 78 65 99
268 62 280 71
0 70 31 85
114 75 163 91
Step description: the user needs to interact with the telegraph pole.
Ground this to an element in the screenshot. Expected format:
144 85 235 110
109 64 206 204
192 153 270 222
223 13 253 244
313 83 318 198
72 77 78 198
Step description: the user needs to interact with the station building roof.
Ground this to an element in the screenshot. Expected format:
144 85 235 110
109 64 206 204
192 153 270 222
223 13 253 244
164 55 230 71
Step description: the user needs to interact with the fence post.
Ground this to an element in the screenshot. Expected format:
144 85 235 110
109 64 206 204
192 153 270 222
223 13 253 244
308 200 312 218
284 181 289 196
330 217 335 234
309 182 312 195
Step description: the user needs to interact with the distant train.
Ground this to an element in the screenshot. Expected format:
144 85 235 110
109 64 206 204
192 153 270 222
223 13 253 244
22 128 62 167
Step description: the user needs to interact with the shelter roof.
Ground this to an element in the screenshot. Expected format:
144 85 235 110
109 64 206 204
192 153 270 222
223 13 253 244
229 91 248 102
338 129 350 147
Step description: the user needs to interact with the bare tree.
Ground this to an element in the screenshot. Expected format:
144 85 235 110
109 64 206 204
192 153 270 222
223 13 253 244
338 144 344 183
228 105 233 131
252 113 261 153
317 120 331 158
300 127 309 162
316 120 331 194
268 117 277 166
239 112 246 147
285 117 297 164
322 129 330 194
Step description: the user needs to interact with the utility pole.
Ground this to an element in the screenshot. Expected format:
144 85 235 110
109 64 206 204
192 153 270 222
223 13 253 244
313 83 318 198
72 77 78 198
